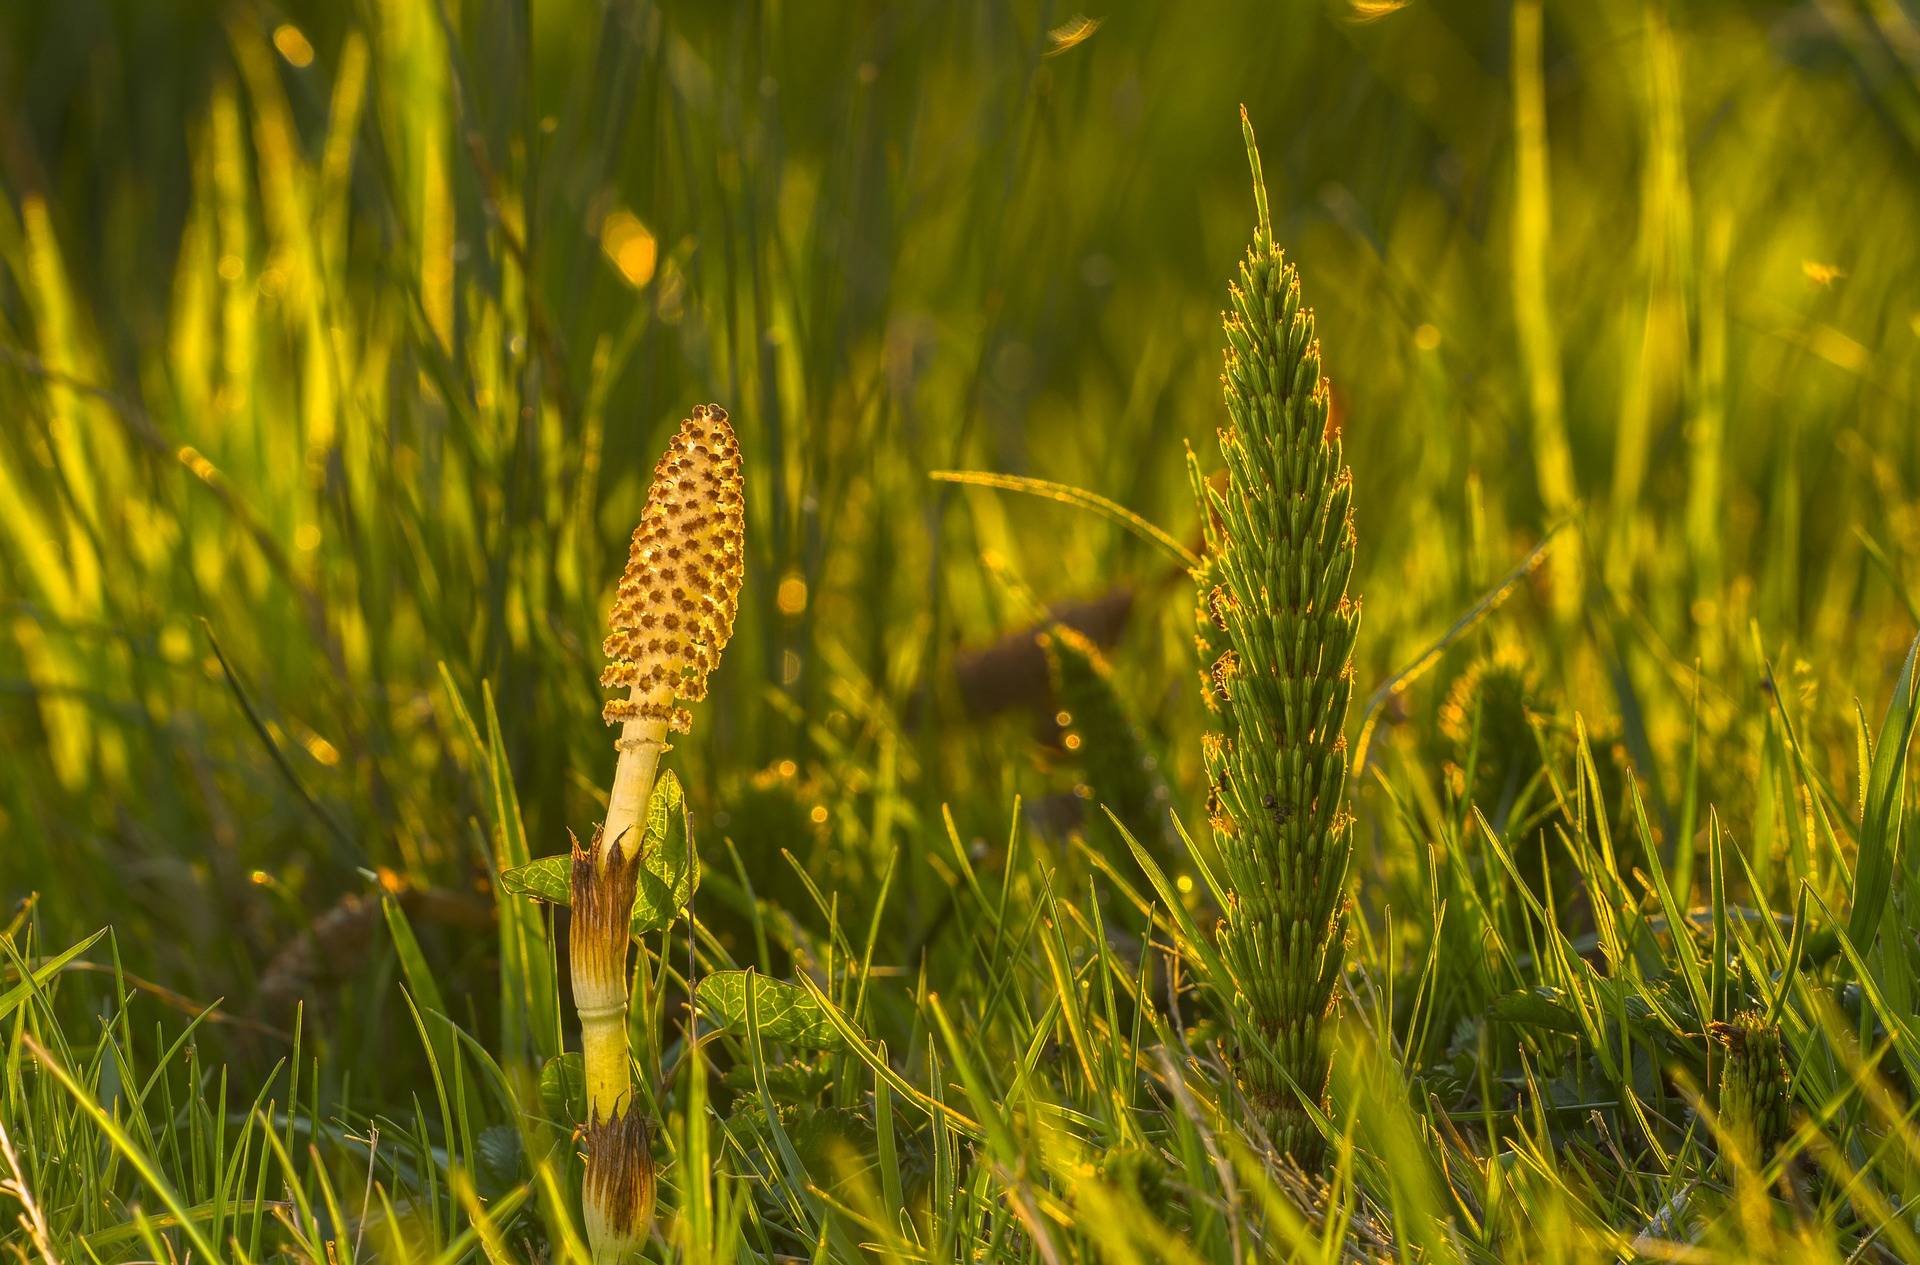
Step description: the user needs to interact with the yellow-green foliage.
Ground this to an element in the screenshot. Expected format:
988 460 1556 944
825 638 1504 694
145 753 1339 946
6 5 1920 1263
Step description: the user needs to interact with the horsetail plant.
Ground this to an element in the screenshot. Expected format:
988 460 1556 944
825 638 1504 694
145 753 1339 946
1189 110 1359 1166
1711 1010 1791 1174
574 404 744 1260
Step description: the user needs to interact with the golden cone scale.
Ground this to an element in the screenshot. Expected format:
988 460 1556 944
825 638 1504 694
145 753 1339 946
598 404 744 866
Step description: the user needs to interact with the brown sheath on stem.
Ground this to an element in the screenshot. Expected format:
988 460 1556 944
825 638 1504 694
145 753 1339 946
582 1109 655 1259
569 826 642 1122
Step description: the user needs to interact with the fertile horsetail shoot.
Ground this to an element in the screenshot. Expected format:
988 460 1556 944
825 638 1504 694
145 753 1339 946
573 404 744 1259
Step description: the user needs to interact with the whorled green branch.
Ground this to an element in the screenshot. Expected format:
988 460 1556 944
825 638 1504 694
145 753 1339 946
1189 108 1360 1165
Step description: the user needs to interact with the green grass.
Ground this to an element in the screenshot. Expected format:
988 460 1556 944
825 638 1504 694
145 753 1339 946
5 1 1920 1260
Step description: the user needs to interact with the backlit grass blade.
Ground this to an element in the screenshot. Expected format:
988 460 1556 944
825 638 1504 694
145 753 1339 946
930 469 1199 569
0 927 105 1021
1846 631 1920 953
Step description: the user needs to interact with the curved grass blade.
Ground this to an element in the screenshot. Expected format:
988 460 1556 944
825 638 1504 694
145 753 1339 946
0 927 106 1021
930 469 1199 569
789 971 987 1142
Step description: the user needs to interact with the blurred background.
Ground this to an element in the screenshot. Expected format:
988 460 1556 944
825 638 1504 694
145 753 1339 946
1 0 1916 1052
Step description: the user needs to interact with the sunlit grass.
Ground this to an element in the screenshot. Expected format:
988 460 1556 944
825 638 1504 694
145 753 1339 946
4 1 1920 1260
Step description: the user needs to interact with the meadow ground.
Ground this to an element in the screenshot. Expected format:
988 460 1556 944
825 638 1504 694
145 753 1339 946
4 2 1920 1261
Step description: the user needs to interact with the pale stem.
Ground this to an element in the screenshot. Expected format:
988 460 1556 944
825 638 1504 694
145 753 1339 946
601 684 674 866
579 1004 632 1124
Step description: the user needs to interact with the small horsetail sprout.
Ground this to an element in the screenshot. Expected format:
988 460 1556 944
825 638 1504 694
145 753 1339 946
574 403 744 1261
1711 1011 1790 1172
1190 109 1359 1165
1039 623 1171 853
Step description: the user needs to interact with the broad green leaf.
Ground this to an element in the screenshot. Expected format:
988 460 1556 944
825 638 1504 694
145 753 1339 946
695 970 841 1049
538 1052 585 1125
498 770 697 935
634 770 697 935
498 854 569 903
